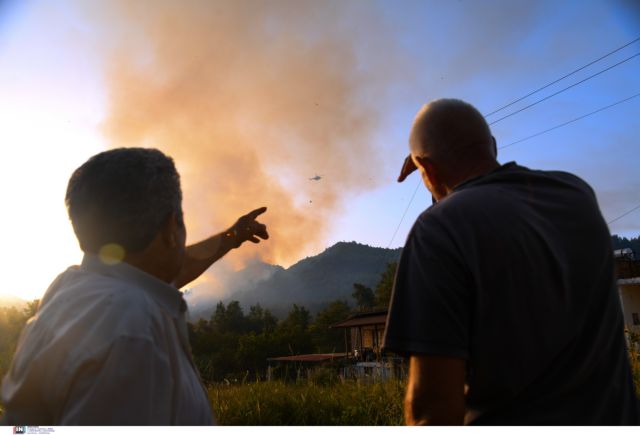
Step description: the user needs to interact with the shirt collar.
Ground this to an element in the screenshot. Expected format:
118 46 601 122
81 254 186 319
453 161 518 192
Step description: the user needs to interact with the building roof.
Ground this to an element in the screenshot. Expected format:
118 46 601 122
267 353 348 362
618 277 640 285
614 248 635 259
331 310 388 329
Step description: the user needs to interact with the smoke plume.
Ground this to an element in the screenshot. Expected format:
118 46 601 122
95 0 397 278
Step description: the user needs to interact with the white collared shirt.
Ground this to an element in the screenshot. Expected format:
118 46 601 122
1 255 214 425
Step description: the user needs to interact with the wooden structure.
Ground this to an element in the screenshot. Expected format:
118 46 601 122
331 310 387 361
331 310 405 380
616 250 640 334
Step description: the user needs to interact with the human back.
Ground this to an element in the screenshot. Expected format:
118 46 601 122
428 163 638 424
384 98 639 425
1 147 269 424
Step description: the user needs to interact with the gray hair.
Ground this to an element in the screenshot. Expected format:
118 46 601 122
65 148 183 254
409 98 493 165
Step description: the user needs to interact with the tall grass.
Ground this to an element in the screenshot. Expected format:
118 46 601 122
208 379 406 425
628 331 640 397
209 336 640 426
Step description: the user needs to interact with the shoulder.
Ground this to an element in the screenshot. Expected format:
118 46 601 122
496 162 596 196
444 163 596 212
39 268 166 342
539 168 596 196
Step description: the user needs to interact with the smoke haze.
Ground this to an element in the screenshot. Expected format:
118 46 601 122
92 0 400 281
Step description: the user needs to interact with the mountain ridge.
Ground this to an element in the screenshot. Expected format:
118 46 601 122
186 241 402 319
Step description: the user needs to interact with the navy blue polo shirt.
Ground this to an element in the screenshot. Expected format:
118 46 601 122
383 162 639 425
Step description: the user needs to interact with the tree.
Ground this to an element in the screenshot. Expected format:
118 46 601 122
276 304 314 355
24 299 39 318
375 262 397 308
261 310 278 334
211 300 248 334
280 304 311 332
247 304 278 334
352 283 374 311
612 235 640 255
310 300 351 353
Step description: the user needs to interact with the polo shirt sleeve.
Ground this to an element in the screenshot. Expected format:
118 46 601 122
59 335 174 425
383 212 472 359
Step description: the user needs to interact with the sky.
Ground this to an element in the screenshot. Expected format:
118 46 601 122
0 0 638 301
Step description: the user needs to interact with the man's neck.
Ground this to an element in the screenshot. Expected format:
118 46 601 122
447 159 500 194
124 255 174 284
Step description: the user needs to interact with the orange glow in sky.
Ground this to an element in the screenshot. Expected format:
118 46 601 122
2 0 638 301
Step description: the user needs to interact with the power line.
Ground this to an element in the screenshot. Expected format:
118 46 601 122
371 179 421 284
386 179 421 248
384 41 640 258
484 36 640 118
499 91 640 150
608 203 640 225
488 52 640 126
385 92 640 253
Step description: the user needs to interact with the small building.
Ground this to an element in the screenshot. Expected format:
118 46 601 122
331 309 387 361
331 310 405 380
616 249 640 335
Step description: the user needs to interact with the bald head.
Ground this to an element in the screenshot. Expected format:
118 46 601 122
409 98 494 167
400 99 499 200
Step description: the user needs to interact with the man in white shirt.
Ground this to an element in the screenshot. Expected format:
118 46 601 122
1 147 269 425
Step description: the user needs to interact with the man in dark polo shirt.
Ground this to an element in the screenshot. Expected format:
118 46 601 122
383 98 639 425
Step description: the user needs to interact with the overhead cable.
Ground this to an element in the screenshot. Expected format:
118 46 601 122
499 91 640 150
608 203 640 225
386 180 421 248
489 52 640 126
484 36 640 117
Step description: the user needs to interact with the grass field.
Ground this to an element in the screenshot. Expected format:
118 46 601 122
1 336 638 425
208 379 406 425
209 338 640 426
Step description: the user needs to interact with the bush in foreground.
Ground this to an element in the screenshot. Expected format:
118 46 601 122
208 379 405 425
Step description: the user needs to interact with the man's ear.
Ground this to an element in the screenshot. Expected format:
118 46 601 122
160 213 180 249
414 155 439 188
491 136 497 157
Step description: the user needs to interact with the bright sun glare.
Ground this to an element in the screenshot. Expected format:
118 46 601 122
0 106 104 301
0 3 107 300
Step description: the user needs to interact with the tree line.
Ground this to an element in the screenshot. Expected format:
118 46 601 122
188 262 398 383
612 235 640 255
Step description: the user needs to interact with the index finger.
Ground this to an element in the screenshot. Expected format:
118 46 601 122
246 206 268 220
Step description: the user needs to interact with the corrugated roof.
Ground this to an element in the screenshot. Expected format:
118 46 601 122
618 277 640 285
331 313 388 328
267 353 348 362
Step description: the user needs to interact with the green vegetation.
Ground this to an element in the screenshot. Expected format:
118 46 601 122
209 379 405 425
190 298 353 382
0 300 38 381
352 262 397 312
628 331 640 397
189 262 397 382
0 300 38 420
